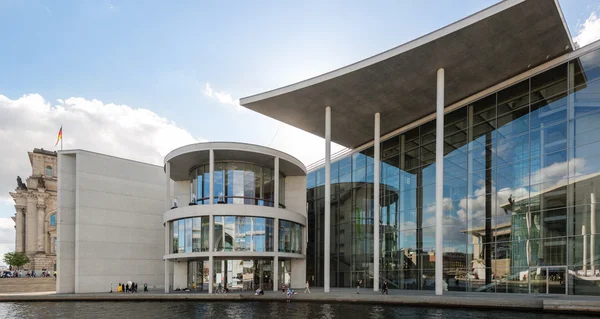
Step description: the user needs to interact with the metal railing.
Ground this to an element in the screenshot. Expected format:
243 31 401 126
305 147 353 172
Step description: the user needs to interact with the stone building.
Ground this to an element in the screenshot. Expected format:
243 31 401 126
9 148 57 273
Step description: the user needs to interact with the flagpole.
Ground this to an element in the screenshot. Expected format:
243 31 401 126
61 125 63 151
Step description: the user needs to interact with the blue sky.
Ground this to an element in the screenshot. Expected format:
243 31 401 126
1 0 600 262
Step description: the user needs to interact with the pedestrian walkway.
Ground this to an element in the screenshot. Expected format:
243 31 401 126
0 287 598 314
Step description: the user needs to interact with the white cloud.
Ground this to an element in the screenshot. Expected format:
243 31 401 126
201 82 346 166
574 10 600 48
0 93 203 205
0 217 15 267
203 83 245 112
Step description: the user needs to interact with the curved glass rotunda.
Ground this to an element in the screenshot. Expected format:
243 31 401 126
163 142 307 293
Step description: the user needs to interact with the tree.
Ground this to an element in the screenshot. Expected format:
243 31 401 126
3 252 30 270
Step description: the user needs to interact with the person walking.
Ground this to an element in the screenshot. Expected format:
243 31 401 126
356 279 362 294
144 283 148 292
381 281 388 295
304 280 311 294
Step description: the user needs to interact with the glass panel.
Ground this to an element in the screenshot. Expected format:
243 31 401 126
185 218 192 253
178 219 185 253
192 217 201 252
201 216 210 252
214 163 225 204
172 221 178 254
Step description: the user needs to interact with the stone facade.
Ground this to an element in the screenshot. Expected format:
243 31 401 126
9 148 57 273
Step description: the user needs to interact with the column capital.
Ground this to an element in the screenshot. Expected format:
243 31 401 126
14 205 26 212
36 203 46 210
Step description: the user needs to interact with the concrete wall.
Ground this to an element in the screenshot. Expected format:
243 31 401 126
173 261 187 290
173 180 190 208
291 258 306 289
57 153 76 293
285 176 307 218
57 150 166 293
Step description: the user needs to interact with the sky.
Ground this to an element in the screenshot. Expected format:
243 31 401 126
1 0 600 265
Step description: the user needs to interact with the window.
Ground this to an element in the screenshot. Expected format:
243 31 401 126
45 166 53 176
50 214 56 226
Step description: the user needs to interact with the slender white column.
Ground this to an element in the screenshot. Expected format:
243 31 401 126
373 112 380 291
165 162 171 211
324 106 331 293
208 214 214 293
591 193 596 275
435 68 445 296
164 162 172 293
209 149 214 204
273 217 279 291
208 255 214 294
164 221 170 293
583 225 588 276
274 157 280 208
273 256 279 292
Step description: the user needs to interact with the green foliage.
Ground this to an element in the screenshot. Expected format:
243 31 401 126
3 252 30 269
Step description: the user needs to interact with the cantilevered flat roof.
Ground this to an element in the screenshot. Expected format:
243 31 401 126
240 0 573 149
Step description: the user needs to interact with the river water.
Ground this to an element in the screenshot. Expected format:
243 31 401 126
0 301 592 318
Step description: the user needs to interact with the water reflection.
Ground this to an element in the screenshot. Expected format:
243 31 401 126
0 302 593 319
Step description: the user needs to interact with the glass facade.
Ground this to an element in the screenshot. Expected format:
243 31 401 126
189 162 284 207
213 216 275 252
171 217 210 253
213 259 274 291
279 220 303 254
306 48 600 295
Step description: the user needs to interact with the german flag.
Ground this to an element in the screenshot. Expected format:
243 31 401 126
55 126 62 146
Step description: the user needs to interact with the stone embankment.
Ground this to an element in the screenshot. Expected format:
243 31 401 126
0 278 55 294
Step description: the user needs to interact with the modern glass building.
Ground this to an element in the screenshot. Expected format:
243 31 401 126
241 0 600 295
163 142 307 293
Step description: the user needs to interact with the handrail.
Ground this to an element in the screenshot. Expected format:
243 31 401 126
194 196 275 204
306 147 353 172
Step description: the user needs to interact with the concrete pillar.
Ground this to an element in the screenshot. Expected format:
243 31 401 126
274 157 279 208
44 221 49 254
208 256 214 294
36 203 45 252
273 216 279 291
324 106 331 293
373 112 380 291
583 225 588 275
209 149 214 204
592 193 596 275
273 256 279 292
164 220 170 293
26 195 37 254
165 162 171 211
208 215 214 294
435 68 445 296
15 205 25 252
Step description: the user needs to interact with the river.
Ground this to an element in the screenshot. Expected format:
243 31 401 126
0 301 592 318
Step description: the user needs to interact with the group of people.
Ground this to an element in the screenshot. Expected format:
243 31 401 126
355 279 389 295
117 282 148 293
2 270 56 279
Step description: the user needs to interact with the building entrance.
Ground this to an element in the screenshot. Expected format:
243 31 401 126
213 259 273 292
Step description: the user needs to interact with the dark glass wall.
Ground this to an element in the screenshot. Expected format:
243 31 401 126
306 47 600 295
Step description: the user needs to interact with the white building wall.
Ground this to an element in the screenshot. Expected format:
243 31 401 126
57 150 166 293
285 176 307 217
57 153 76 293
173 261 187 290
291 258 306 289
173 180 190 208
